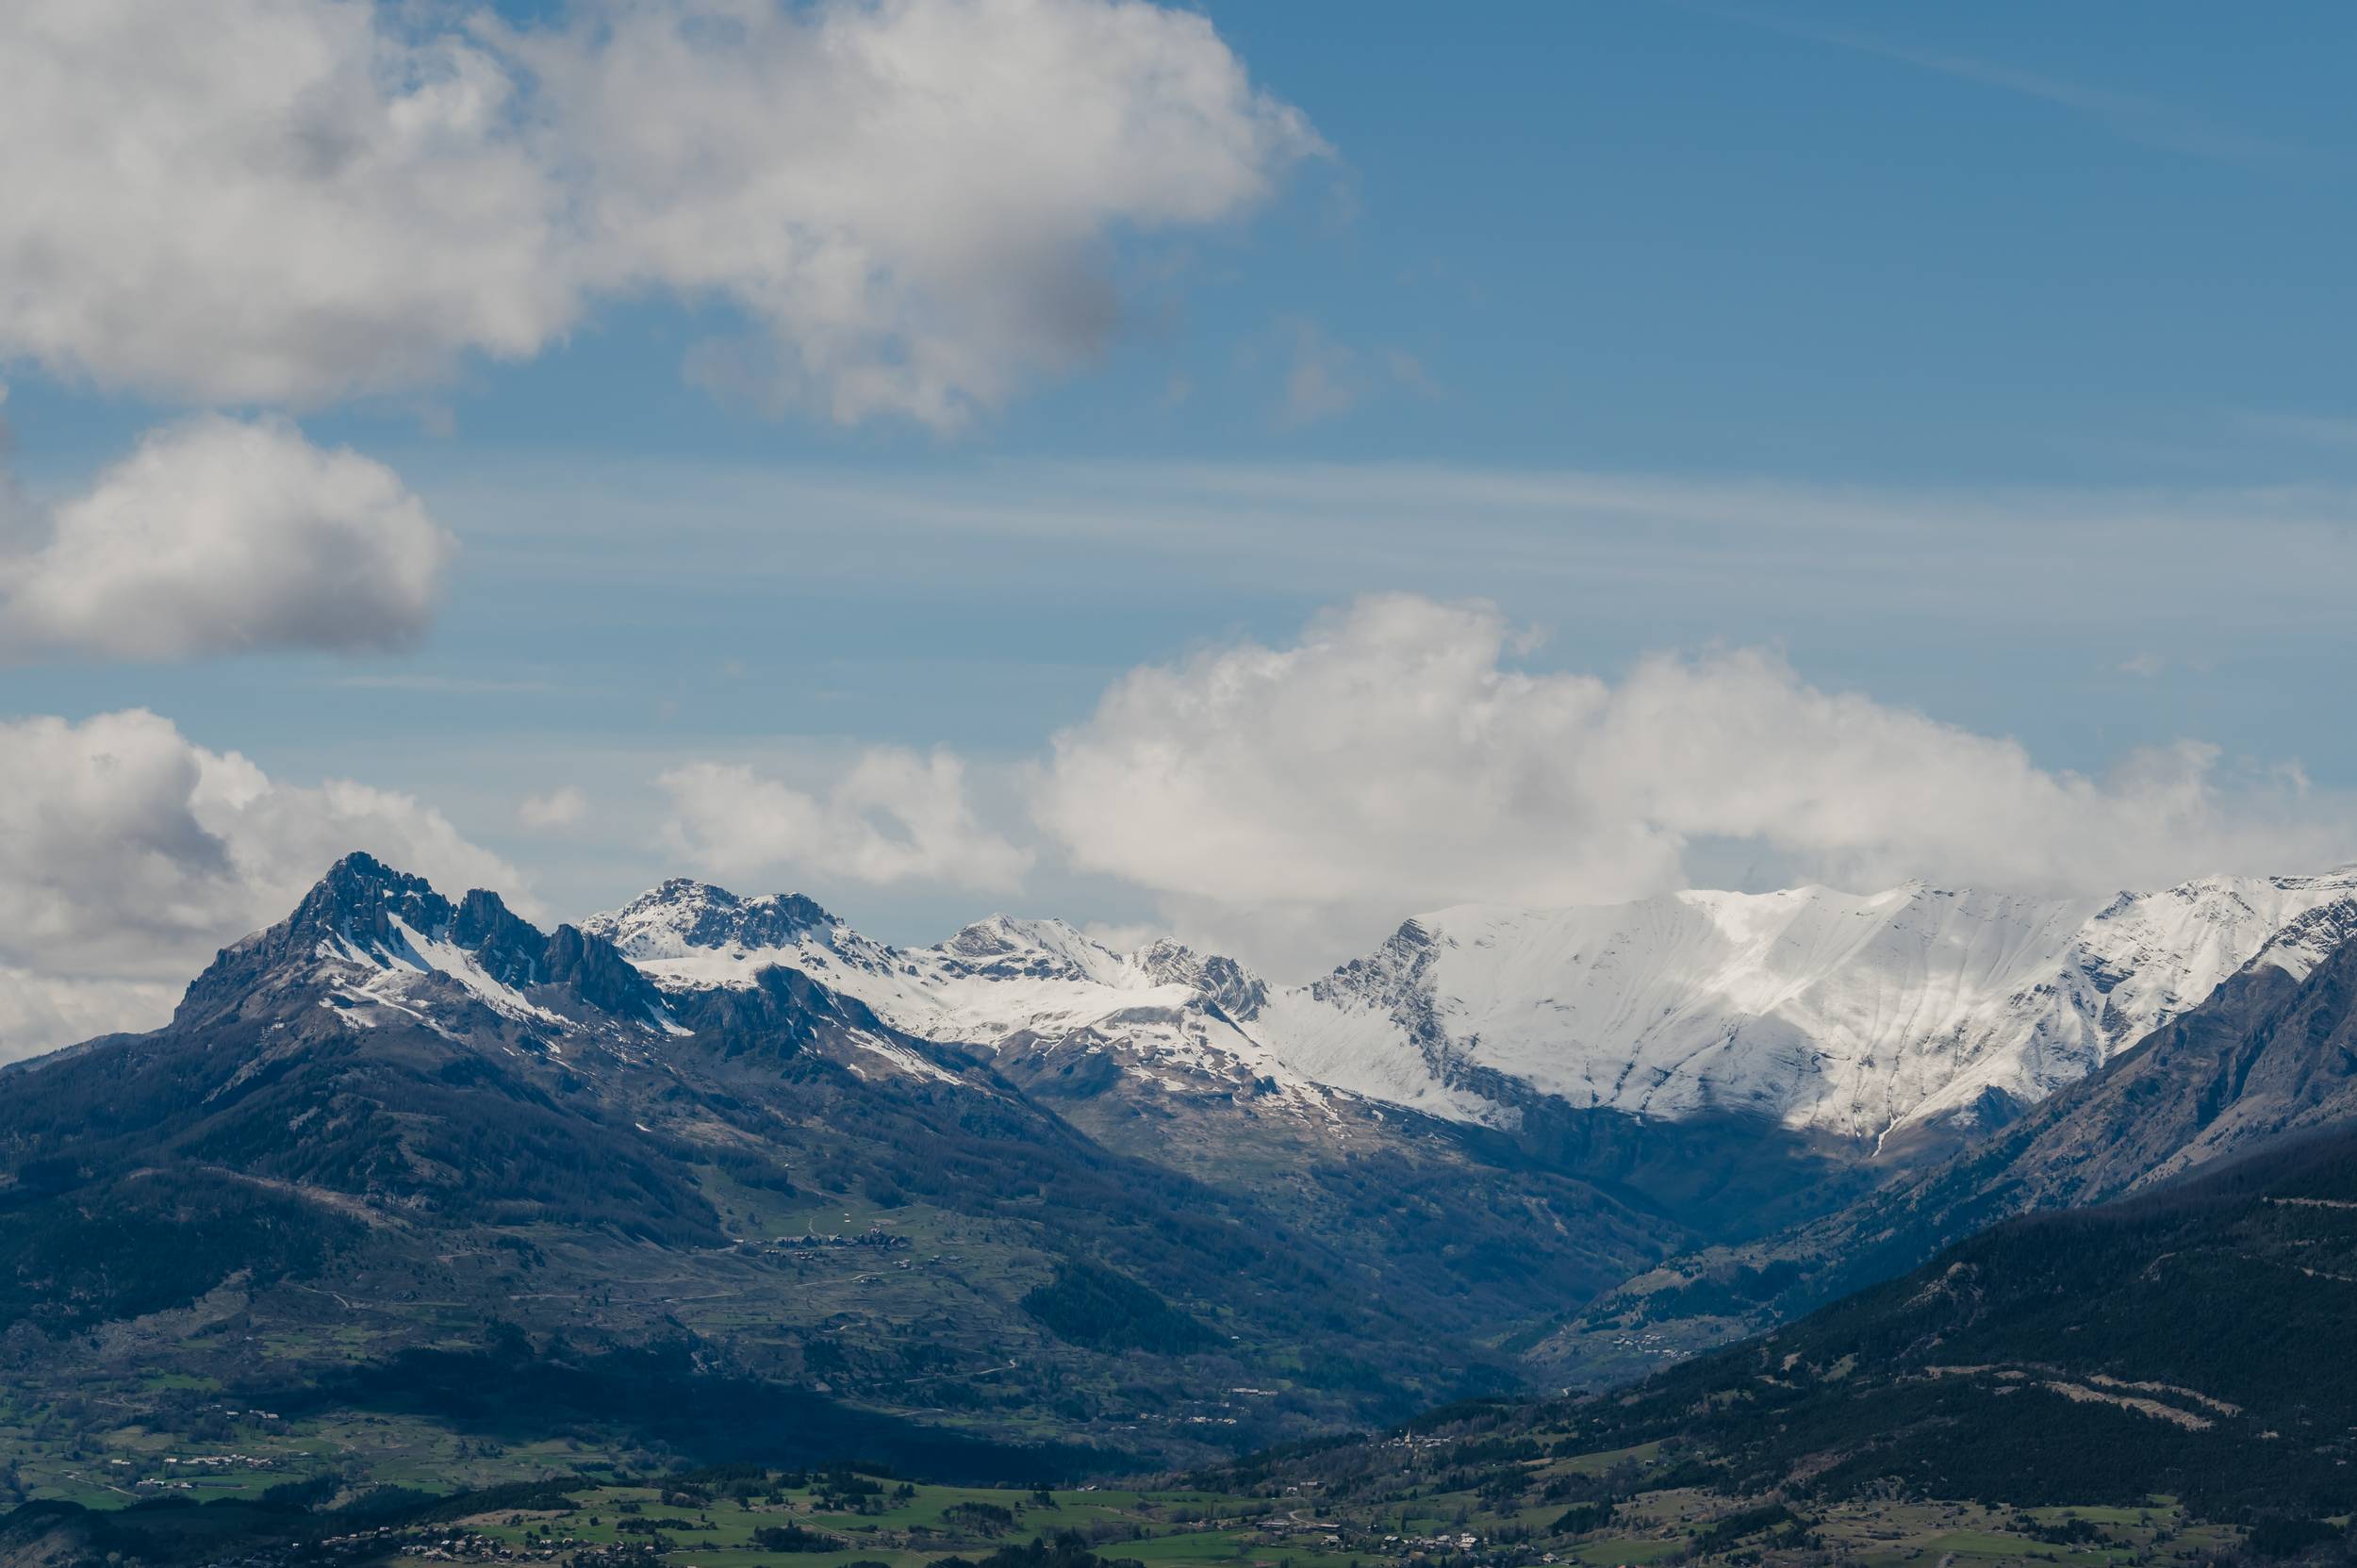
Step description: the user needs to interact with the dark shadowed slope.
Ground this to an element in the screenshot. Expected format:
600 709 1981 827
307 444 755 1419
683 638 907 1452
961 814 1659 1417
1221 1124 2357 1529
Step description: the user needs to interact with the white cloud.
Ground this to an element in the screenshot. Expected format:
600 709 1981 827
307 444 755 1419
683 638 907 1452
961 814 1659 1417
1 416 454 662
1033 595 2357 974
0 708 528 1063
0 0 565 405
519 784 590 831
0 968 180 1063
658 748 1031 891
526 0 1323 428
0 0 1318 426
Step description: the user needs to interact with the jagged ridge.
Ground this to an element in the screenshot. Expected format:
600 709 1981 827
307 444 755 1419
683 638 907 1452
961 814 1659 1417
588 868 2357 1150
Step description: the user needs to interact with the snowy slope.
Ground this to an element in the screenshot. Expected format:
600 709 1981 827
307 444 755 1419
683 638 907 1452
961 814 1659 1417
584 882 1318 1103
1261 872 2357 1142
582 879 907 995
316 913 565 1032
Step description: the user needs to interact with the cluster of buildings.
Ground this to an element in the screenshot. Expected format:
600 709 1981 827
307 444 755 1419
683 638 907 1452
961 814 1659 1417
757 1230 912 1252
401 1528 572 1561
116 1452 284 1490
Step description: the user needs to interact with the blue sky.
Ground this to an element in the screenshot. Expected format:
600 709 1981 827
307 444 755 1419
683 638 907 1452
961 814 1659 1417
25 3 2355 478
3 0 2354 1043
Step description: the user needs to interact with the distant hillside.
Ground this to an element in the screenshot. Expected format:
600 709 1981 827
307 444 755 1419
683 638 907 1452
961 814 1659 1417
1212 1126 2357 1542
1574 1126 2357 1516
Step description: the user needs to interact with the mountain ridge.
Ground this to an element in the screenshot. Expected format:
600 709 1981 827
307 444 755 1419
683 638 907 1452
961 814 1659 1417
576 866 2357 1154
0 853 1709 1474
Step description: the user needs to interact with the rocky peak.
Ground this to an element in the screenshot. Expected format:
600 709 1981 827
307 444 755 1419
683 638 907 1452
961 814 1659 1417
1132 939 1269 1021
285 850 458 958
1309 916 1440 1012
175 854 664 1036
937 915 1116 983
541 922 671 1023
450 887 547 987
585 879 842 959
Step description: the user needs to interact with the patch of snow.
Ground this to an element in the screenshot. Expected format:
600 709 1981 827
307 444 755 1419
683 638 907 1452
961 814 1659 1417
370 916 564 1024
845 1031 963 1086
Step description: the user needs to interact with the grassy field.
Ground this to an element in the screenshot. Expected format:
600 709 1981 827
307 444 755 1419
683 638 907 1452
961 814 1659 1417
386 1465 2248 1568
3 1420 2267 1568
397 1478 1295 1568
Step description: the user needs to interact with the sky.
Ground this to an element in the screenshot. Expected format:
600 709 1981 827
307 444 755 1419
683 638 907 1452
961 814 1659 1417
2 0 2355 1059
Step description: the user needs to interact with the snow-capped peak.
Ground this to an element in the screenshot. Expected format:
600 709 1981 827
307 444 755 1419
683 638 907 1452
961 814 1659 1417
1133 939 1270 1022
582 878 842 961
175 853 672 1041
578 879 902 996
935 914 1132 986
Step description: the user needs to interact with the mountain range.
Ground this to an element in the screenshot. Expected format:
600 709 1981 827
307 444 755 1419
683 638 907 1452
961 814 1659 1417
0 855 1673 1478
584 867 2357 1152
4 851 2356 1485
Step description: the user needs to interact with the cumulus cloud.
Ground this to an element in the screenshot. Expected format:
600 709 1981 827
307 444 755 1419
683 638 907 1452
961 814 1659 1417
1034 595 2357 972
0 0 1318 426
658 748 1031 891
519 785 591 832
0 416 454 662
0 0 564 405
0 708 528 1063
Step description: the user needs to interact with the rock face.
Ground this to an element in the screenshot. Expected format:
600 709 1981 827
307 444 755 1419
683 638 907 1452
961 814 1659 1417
593 868 2357 1152
1917 912 2357 1211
